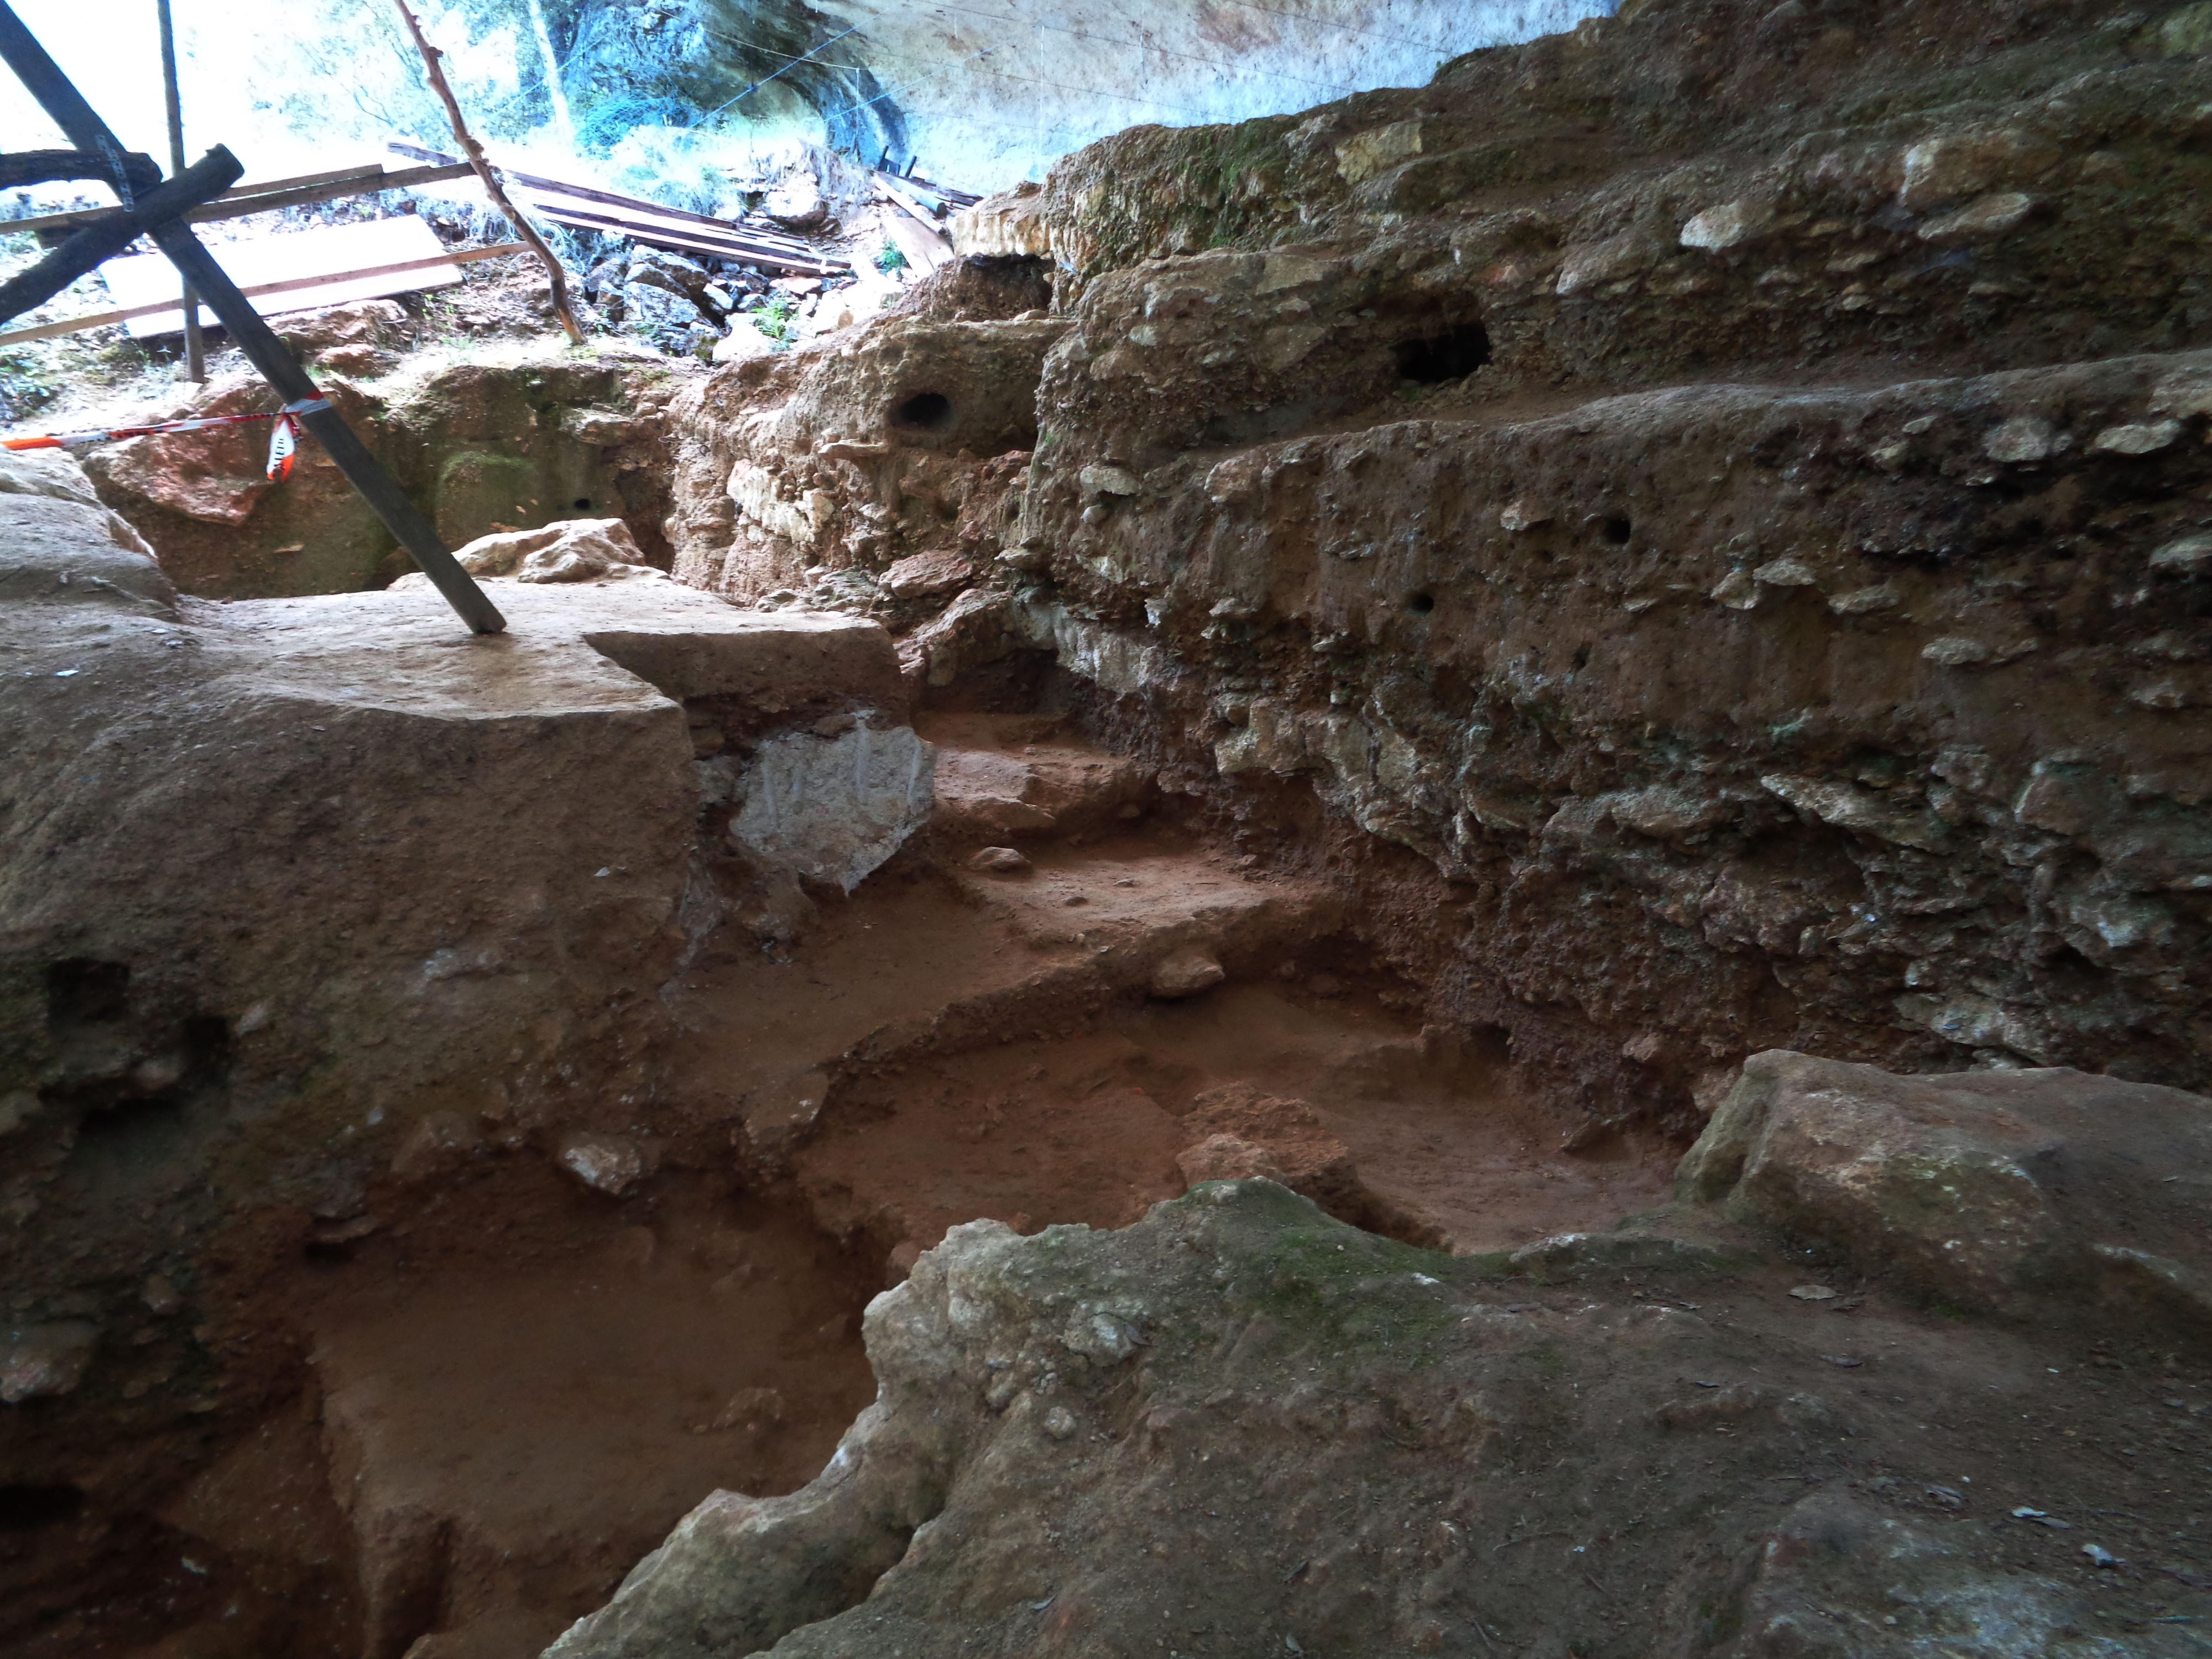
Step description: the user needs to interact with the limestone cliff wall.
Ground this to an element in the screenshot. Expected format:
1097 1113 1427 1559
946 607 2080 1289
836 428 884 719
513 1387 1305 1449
664 0 2212 1118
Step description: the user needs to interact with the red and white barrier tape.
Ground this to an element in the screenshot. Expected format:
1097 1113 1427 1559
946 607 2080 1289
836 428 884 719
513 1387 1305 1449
3 397 330 482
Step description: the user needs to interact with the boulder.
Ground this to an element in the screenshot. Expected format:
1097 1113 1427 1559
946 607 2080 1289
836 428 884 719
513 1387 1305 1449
545 1181 2142 1659
441 517 662 584
931 737 1151 839
1 1321 98 1403
881 548 973 600
555 1130 650 1197
728 717 936 892
1149 947 1225 999
1678 1050 2212 1327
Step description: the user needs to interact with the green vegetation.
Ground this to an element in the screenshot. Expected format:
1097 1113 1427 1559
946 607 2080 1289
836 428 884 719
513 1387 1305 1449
750 292 800 349
873 241 909 274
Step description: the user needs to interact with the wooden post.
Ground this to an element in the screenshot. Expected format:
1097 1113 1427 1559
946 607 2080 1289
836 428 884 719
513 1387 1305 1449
389 0 585 347
154 0 204 381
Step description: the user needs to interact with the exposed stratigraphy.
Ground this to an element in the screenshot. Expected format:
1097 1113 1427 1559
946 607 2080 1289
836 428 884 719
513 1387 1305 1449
667 0 2212 1121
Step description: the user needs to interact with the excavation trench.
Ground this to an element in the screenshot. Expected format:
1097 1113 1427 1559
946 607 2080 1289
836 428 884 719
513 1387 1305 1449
1 659 1676 1659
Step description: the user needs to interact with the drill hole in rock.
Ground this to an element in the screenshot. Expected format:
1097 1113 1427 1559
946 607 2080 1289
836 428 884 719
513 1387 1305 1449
1394 323 1491 384
572 497 593 511
890 390 955 431
48 958 129 1026
1599 514 1633 545
0 1484 86 1532
1406 591 1437 614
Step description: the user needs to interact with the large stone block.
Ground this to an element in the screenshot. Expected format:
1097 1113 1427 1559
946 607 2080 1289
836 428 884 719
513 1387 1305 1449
1679 1050 2212 1327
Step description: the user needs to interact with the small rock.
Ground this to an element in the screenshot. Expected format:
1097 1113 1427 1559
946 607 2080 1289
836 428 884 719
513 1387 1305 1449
390 1110 478 1182
2083 1543 2120 1568
140 1274 180 1316
1983 415 2055 463
882 548 974 600
885 1239 924 1286
1 1322 98 1403
1925 1485 1966 1509
1680 199 1771 251
1921 635 1994 667
1828 581 1902 616
2150 533 2212 575
556 1130 648 1197
1753 557 1819 588
1787 1285 1838 1301
1916 191 2034 242
1042 1405 1079 1441
1499 499 1551 531
710 1386 786 1432
1078 463 1140 498
968 846 1031 874
1151 948 1226 999
2090 419 2182 456
1710 568 1760 610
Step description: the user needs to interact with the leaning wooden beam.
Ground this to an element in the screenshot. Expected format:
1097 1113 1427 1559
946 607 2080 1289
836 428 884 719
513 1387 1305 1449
0 147 240 327
387 141 831 259
389 0 583 347
0 3 505 637
0 241 527 347
0 160 476 236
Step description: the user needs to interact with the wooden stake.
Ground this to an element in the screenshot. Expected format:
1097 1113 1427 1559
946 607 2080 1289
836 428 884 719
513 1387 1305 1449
154 0 204 381
388 0 584 346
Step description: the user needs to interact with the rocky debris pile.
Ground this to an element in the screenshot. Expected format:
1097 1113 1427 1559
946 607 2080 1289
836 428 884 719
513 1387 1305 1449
583 246 779 360
1681 1050 2212 1332
547 1177 2210 1659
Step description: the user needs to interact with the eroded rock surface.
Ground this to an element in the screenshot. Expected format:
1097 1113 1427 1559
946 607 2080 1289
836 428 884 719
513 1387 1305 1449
660 0 2212 1120
549 1180 2206 1659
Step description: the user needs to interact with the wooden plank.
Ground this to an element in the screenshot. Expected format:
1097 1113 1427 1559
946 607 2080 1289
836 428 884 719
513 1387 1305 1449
0 241 526 347
388 140 826 257
874 171 943 220
101 217 472 339
879 201 952 274
532 200 836 266
187 161 476 222
216 161 386 199
523 185 822 257
531 203 845 275
1 161 473 237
